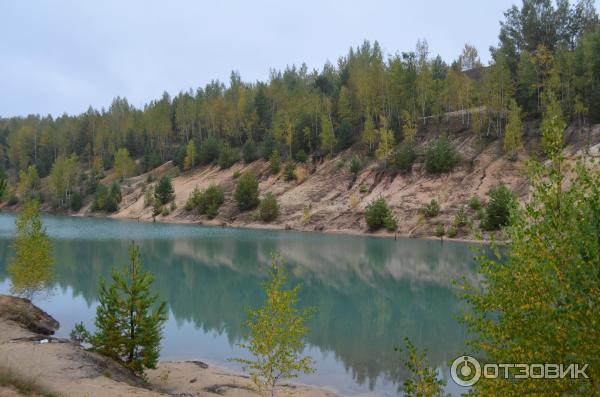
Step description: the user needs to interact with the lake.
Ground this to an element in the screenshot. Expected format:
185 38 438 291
0 214 478 396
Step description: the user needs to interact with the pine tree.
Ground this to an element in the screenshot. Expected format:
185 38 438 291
8 200 54 298
503 98 523 160
233 256 314 397
91 243 167 375
154 175 174 206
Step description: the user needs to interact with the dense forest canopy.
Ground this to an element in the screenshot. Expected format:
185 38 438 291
0 0 599 207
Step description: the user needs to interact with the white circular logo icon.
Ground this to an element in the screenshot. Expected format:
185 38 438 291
451 355 481 386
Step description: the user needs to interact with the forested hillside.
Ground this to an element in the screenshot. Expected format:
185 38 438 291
1 0 599 237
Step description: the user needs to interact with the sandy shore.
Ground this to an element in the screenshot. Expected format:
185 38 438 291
0 295 340 397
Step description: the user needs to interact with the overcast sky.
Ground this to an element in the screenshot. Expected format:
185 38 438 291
2 0 595 118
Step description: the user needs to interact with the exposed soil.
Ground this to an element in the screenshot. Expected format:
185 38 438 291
103 123 600 241
0 295 339 397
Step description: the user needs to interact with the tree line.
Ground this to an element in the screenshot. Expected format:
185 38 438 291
0 0 599 208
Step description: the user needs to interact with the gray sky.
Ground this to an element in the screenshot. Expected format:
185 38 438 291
2 0 590 118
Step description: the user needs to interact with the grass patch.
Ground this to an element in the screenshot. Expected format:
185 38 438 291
0 366 60 397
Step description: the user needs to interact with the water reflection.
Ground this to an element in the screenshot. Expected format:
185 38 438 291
0 215 478 396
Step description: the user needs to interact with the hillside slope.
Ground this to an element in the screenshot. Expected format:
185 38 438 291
102 122 599 240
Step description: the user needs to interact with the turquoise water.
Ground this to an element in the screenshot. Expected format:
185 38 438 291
0 214 478 396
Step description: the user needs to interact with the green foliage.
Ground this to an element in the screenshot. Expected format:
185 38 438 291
446 225 457 238
468 196 483 211
283 161 296 181
243 138 258 163
461 149 600 394
383 213 398 232
69 321 91 345
423 199 440 218
8 200 54 298
198 138 220 165
396 338 449 397
424 137 458 174
234 172 260 211
183 140 197 171
259 193 279 222
295 149 307 163
185 185 224 219
154 175 174 206
481 185 514 231
218 144 240 169
503 98 523 159
48 154 79 207
17 165 40 201
453 207 468 227
0 168 7 202
269 150 281 174
114 148 135 180
232 256 314 396
434 224 445 237
90 243 167 376
393 143 416 173
375 117 395 168
92 183 122 213
540 92 566 159
365 197 395 231
70 191 82 212
349 155 361 175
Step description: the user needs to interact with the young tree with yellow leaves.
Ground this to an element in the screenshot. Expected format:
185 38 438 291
233 256 314 397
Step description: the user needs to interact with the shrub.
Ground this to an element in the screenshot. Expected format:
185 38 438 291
91 183 122 213
349 156 361 175
185 185 224 219
435 224 445 237
453 207 469 227
365 197 395 231
233 170 241 179
70 191 83 212
70 321 91 345
393 143 416 173
423 199 440 218
269 150 281 174
447 226 457 238
481 185 514 231
218 144 240 169
259 193 279 222
243 139 258 163
283 161 297 181
198 138 220 165
384 213 398 232
424 137 458 173
469 196 483 211
154 176 174 206
359 185 368 194
295 149 307 163
235 172 260 211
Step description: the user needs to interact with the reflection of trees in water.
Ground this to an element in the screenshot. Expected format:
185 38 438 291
0 233 476 391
